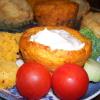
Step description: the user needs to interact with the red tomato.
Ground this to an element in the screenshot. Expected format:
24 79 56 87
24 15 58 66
52 63 89 100
16 61 51 100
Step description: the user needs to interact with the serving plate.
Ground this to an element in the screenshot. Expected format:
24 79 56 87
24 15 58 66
0 81 100 100
0 57 100 100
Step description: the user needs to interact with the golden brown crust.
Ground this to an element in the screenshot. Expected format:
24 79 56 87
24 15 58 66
34 1 79 27
19 26 92 71
0 32 22 89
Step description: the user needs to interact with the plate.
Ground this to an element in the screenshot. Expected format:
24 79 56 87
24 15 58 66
0 57 100 100
0 82 100 100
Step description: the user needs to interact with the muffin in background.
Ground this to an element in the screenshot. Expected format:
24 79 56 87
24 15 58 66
0 32 22 89
34 0 79 27
0 0 33 32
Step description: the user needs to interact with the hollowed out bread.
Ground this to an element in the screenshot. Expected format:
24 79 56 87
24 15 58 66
19 26 92 71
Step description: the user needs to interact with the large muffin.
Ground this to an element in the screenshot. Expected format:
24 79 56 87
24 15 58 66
19 26 92 71
34 0 79 27
0 32 22 89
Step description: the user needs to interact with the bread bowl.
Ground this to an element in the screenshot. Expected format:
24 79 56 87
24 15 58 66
19 26 92 71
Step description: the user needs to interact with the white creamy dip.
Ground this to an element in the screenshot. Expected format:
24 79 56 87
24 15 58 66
29 28 85 50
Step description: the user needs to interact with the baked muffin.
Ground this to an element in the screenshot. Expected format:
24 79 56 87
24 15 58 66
0 0 33 31
0 32 22 89
0 60 18 89
34 0 79 27
19 26 92 71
